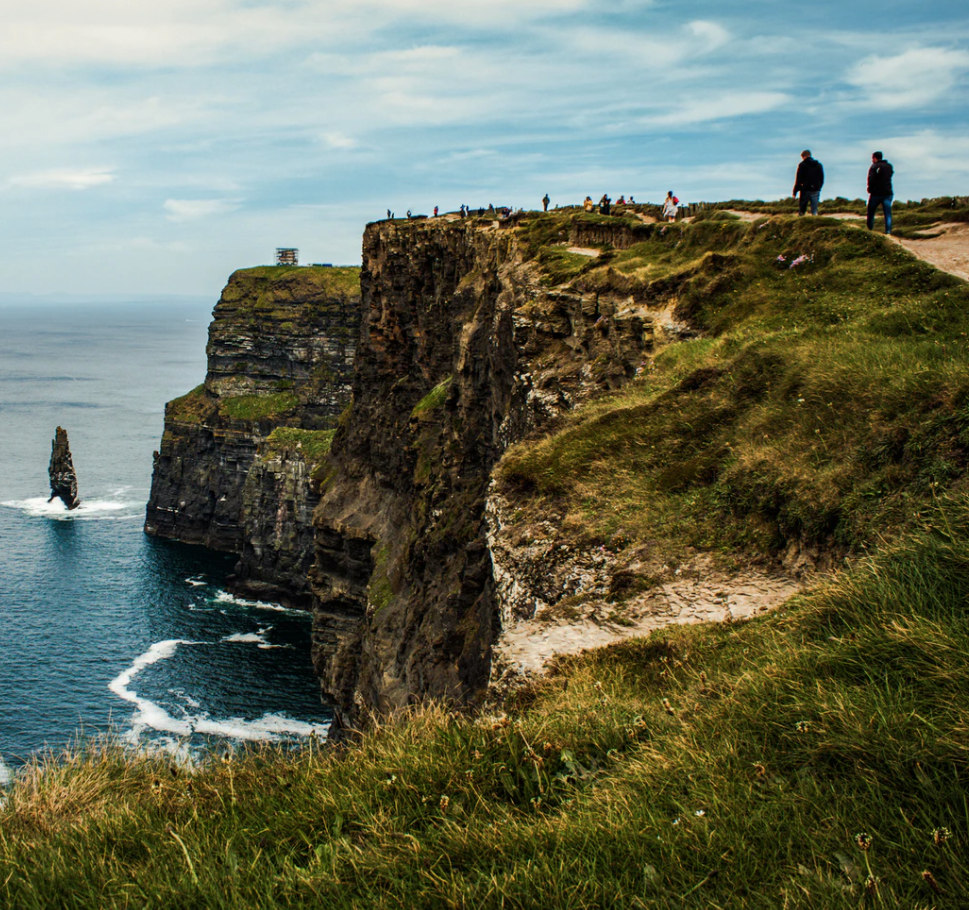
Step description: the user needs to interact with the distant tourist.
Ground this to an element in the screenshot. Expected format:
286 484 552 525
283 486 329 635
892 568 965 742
599 194 611 215
792 150 824 216
663 192 678 222
629 195 636 204
616 195 626 205
406 209 412 219
434 206 439 217
867 151 894 235
387 209 392 219
542 193 550 212
583 196 594 212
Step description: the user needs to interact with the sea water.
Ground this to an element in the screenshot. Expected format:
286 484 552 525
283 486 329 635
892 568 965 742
0 301 331 772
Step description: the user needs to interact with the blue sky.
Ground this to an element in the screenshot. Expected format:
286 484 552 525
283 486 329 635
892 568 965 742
1 0 967 298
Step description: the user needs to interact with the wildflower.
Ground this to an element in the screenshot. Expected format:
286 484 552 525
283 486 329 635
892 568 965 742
789 254 809 269
776 254 787 263
694 809 706 817
932 826 951 846
594 681 603 692
795 720 810 734
439 795 450 812
855 831 872 851
382 774 397 788
543 742 554 754
662 698 675 716
864 873 879 894
672 817 680 826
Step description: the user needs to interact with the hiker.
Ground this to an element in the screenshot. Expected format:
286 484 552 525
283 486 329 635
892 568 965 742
583 196 594 212
542 193 550 212
434 205 439 217
867 151 894 235
792 149 824 216
663 192 678 222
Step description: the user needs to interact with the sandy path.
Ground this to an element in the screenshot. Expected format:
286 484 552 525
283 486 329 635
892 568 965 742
495 567 801 676
890 222 969 282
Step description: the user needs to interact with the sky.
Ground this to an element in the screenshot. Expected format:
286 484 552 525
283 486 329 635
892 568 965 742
1 0 967 298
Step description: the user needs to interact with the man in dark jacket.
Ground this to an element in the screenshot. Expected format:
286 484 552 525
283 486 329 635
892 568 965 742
792 150 824 215
866 151 894 235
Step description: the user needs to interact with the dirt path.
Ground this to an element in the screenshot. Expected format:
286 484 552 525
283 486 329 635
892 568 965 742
890 222 969 282
495 564 801 676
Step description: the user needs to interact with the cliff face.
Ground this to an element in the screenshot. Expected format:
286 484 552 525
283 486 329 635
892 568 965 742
310 218 653 717
145 266 360 603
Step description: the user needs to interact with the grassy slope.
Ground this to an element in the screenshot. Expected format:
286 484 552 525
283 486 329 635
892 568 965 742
500 215 969 560
3 211 969 908
2 503 967 907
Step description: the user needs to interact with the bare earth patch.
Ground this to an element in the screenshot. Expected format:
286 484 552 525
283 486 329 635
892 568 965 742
891 222 969 282
567 246 601 257
495 561 802 676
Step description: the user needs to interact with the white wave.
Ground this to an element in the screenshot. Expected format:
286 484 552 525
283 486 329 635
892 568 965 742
1 496 137 521
0 756 13 787
223 632 267 644
185 577 207 587
212 591 306 616
109 639 328 743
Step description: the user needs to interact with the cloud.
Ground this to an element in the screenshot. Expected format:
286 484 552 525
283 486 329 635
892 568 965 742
8 168 115 190
163 198 240 221
847 47 969 109
320 132 358 150
646 92 789 127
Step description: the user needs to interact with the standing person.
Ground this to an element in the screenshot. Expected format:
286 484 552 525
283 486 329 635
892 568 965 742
663 191 678 222
542 193 550 212
792 149 824 216
867 151 894 235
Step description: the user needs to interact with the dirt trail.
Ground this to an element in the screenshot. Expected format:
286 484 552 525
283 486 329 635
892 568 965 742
890 222 969 282
495 564 801 676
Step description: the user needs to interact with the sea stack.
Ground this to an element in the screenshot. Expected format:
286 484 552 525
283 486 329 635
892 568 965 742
48 426 80 510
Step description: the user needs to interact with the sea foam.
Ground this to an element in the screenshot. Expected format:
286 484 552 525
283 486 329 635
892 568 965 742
1 496 137 521
110 639 326 743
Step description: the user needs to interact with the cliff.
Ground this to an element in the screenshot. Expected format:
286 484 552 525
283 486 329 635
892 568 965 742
145 265 360 605
309 216 654 717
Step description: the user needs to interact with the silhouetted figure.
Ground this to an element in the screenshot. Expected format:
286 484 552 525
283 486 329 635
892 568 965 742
867 151 894 235
792 150 824 216
542 193 550 212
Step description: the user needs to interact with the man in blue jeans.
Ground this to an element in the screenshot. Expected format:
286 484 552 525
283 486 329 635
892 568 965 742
867 151 894 235
792 149 824 215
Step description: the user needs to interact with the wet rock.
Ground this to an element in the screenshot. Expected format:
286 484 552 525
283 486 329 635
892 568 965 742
48 426 80 510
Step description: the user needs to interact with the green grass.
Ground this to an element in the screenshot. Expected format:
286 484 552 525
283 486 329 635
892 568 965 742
3 496 969 908
411 376 453 419
498 215 969 558
166 384 216 423
265 427 335 463
219 392 300 422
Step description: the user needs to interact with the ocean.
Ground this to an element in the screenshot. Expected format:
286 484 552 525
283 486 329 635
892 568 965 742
0 300 331 778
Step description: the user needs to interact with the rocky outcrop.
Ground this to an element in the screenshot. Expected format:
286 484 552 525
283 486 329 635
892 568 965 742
310 218 655 719
48 426 80 510
145 266 360 603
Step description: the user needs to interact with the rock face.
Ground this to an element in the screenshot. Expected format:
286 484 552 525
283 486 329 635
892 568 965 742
48 426 80 510
145 266 360 604
309 218 653 719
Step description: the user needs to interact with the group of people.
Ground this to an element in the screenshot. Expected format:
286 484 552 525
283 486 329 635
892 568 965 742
389 153 897 233
793 149 895 234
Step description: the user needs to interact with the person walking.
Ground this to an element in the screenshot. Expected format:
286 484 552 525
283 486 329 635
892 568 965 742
662 191 678 222
542 193 550 212
792 150 824 216
867 151 894 235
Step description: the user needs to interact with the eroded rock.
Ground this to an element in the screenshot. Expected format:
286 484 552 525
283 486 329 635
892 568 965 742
48 426 80 510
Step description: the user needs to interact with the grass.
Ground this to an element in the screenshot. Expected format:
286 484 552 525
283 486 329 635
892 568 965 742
3 495 969 908
265 428 335 463
411 376 453 419
219 392 300 422
498 214 969 559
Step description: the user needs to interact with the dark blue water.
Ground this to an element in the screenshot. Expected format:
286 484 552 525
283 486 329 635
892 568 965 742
0 302 331 778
